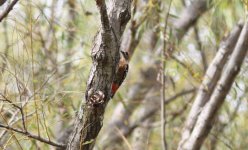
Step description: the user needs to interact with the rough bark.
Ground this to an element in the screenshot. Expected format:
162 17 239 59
66 1 132 150
178 18 248 150
178 22 243 148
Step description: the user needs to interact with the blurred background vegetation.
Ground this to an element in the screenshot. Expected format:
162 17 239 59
0 0 248 149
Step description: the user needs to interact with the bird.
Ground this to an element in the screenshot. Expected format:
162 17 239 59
111 50 129 98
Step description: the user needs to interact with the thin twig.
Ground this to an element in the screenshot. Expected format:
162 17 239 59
194 26 208 72
161 1 173 150
114 127 132 150
0 123 66 148
28 1 40 137
131 88 196 130
0 94 26 131
164 88 196 104
0 111 23 149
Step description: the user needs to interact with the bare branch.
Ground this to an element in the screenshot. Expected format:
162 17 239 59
0 0 19 22
0 93 26 131
0 0 7 6
173 0 213 40
96 0 111 33
178 22 243 148
0 123 66 148
160 0 173 149
179 18 248 150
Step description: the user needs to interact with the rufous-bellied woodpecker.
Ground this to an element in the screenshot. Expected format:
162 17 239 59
111 50 129 98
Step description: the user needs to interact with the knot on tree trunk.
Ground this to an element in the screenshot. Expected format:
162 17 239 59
87 89 106 107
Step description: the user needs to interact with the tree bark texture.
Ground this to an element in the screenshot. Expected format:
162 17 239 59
178 18 248 150
66 0 132 150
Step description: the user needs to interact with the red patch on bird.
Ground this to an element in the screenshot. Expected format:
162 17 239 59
111 83 119 95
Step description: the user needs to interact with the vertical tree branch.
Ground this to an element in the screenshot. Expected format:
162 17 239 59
66 0 132 150
161 1 173 149
1 20 9 73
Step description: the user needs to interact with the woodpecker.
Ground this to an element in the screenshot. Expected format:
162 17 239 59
111 50 129 98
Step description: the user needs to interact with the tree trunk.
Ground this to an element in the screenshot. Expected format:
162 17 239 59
66 1 132 149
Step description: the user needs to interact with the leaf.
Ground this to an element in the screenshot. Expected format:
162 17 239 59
82 139 95 145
